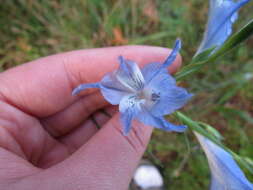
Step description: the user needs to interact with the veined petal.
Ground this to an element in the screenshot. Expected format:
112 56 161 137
116 56 145 91
137 108 187 132
141 40 181 84
140 40 191 116
151 86 193 116
119 94 143 113
141 62 176 85
72 76 132 105
142 64 192 116
197 0 250 54
72 82 100 95
119 95 143 135
120 110 134 136
100 72 132 105
195 132 253 190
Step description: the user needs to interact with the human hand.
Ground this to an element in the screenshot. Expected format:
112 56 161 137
0 46 181 190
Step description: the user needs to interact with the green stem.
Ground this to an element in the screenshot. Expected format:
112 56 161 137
174 111 253 174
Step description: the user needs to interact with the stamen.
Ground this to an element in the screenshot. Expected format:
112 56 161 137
151 93 160 101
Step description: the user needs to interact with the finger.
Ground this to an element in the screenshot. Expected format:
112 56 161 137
0 101 70 169
42 92 107 137
93 106 117 126
89 106 117 129
0 46 181 118
33 113 152 190
59 119 98 154
59 106 117 153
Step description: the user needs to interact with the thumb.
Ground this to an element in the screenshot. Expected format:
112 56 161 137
34 113 152 190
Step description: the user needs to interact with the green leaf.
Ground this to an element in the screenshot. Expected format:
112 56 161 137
191 46 216 64
198 122 224 141
216 106 253 124
244 157 253 167
174 112 221 144
175 63 203 81
129 31 171 44
217 86 242 105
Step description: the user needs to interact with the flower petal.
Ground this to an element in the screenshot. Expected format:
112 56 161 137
116 56 145 91
141 62 176 85
137 108 187 132
119 95 143 135
72 82 100 95
159 117 187 132
72 75 131 105
197 0 250 53
195 132 253 190
151 86 193 116
100 72 132 105
119 94 143 113
142 64 192 116
120 110 134 136
163 39 181 67
209 175 224 190
141 40 181 84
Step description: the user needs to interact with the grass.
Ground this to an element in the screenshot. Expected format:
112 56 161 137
0 0 253 189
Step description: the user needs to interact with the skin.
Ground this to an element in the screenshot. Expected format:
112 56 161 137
0 45 181 190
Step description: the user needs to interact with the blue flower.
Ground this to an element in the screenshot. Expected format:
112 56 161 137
197 0 250 54
72 39 192 135
195 132 253 190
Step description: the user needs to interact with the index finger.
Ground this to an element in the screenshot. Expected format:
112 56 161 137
0 45 182 117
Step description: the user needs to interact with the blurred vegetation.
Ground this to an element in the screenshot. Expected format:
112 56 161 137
0 0 253 189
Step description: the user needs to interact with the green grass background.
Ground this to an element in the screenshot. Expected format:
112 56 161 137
0 0 253 189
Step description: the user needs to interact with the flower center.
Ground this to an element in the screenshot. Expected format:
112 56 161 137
137 88 160 106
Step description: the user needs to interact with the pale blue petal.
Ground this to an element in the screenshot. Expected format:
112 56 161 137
135 40 190 117
120 110 134 136
72 82 100 95
141 62 176 85
195 133 253 190
210 175 223 190
119 94 143 113
141 40 181 84
119 95 143 135
100 72 132 105
137 108 187 132
197 0 250 53
143 67 192 116
163 39 181 67
116 56 145 91
159 117 187 132
72 75 132 105
151 86 193 116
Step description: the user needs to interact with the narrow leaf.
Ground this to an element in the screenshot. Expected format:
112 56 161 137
191 46 216 64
